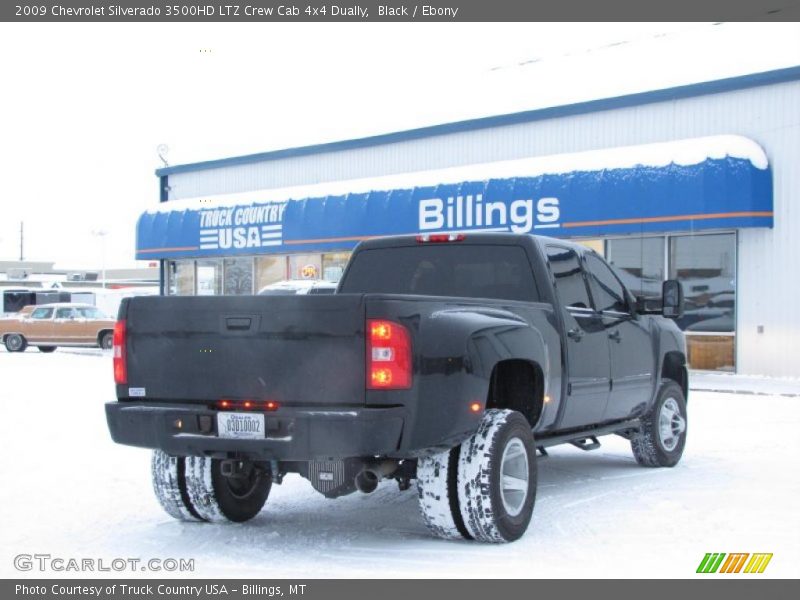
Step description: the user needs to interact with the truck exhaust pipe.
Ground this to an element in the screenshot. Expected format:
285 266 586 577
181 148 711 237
355 460 399 494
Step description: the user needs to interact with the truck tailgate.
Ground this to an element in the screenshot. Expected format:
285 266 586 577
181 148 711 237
121 294 366 405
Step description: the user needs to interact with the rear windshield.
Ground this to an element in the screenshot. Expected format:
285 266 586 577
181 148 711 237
339 244 539 302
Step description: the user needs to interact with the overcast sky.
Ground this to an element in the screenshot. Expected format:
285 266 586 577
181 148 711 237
0 22 798 268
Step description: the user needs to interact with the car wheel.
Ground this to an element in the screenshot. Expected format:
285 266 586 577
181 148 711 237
417 446 471 540
457 409 537 543
151 450 204 522
5 334 27 352
184 457 271 523
100 332 113 350
37 346 57 353
631 379 688 467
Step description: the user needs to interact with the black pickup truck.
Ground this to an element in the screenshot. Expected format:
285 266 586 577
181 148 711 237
106 233 688 543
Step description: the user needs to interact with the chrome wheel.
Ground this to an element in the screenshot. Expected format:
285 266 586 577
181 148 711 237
658 397 686 452
5 334 23 352
500 437 529 517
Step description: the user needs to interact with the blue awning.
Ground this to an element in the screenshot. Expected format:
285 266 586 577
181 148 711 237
137 135 773 260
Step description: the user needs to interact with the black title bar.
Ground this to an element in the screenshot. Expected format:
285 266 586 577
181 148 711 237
4 0 800 22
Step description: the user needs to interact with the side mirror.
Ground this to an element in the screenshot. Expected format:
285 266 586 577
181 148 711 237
662 280 684 319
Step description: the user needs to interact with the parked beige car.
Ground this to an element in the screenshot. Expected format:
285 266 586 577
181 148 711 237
0 303 116 353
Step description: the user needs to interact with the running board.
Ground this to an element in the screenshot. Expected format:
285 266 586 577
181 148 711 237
535 418 641 449
570 436 600 451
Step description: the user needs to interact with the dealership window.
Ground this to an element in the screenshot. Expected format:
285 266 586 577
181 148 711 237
255 256 288 292
606 237 665 302
322 252 351 282
669 233 736 371
288 253 322 280
196 259 223 296
575 239 604 255
223 257 254 295
167 260 196 296
602 232 737 371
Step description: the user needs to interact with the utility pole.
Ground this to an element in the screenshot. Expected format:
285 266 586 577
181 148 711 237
19 221 23 261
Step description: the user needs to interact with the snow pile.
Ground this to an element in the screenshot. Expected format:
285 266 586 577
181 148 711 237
148 135 768 215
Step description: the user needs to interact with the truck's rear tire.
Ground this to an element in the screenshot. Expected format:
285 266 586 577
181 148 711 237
184 457 271 523
417 447 471 540
457 409 537 543
151 450 203 521
631 379 687 467
5 334 27 352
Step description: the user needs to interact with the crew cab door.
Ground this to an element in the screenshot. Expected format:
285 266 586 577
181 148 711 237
545 245 611 428
583 252 655 420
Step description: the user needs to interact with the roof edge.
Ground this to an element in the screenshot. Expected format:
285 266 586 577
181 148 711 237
156 65 800 178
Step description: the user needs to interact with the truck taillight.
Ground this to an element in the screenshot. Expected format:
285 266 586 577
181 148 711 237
367 319 411 390
113 320 127 385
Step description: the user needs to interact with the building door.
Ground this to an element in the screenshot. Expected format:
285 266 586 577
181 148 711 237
546 245 611 429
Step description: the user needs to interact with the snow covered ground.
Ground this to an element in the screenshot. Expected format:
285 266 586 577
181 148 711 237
0 349 798 579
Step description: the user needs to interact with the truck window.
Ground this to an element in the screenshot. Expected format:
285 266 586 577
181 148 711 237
584 253 629 313
339 245 539 302
546 246 592 310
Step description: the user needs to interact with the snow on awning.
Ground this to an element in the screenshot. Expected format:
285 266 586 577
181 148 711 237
136 135 773 259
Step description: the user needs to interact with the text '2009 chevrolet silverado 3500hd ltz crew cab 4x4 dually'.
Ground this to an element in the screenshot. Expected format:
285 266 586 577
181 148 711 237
105 233 688 543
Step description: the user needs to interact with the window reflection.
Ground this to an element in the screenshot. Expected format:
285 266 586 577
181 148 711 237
167 260 195 296
669 234 735 333
607 237 665 301
223 257 253 295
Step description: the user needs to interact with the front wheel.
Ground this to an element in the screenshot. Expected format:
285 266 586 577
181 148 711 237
457 409 537 543
631 379 688 467
184 457 271 522
4 334 27 352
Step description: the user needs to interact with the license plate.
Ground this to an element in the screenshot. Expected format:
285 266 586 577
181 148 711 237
217 412 265 440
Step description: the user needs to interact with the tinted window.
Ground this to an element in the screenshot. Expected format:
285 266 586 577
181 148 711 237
546 246 591 310
55 308 75 319
585 254 628 313
340 245 538 302
669 233 735 333
30 308 53 319
606 237 665 300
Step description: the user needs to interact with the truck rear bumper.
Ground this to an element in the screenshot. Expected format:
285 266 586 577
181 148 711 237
105 401 406 460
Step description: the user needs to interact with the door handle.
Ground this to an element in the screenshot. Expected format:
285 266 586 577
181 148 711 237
608 330 622 343
567 328 584 341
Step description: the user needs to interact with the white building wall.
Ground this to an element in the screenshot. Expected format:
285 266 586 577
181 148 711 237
167 80 800 377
